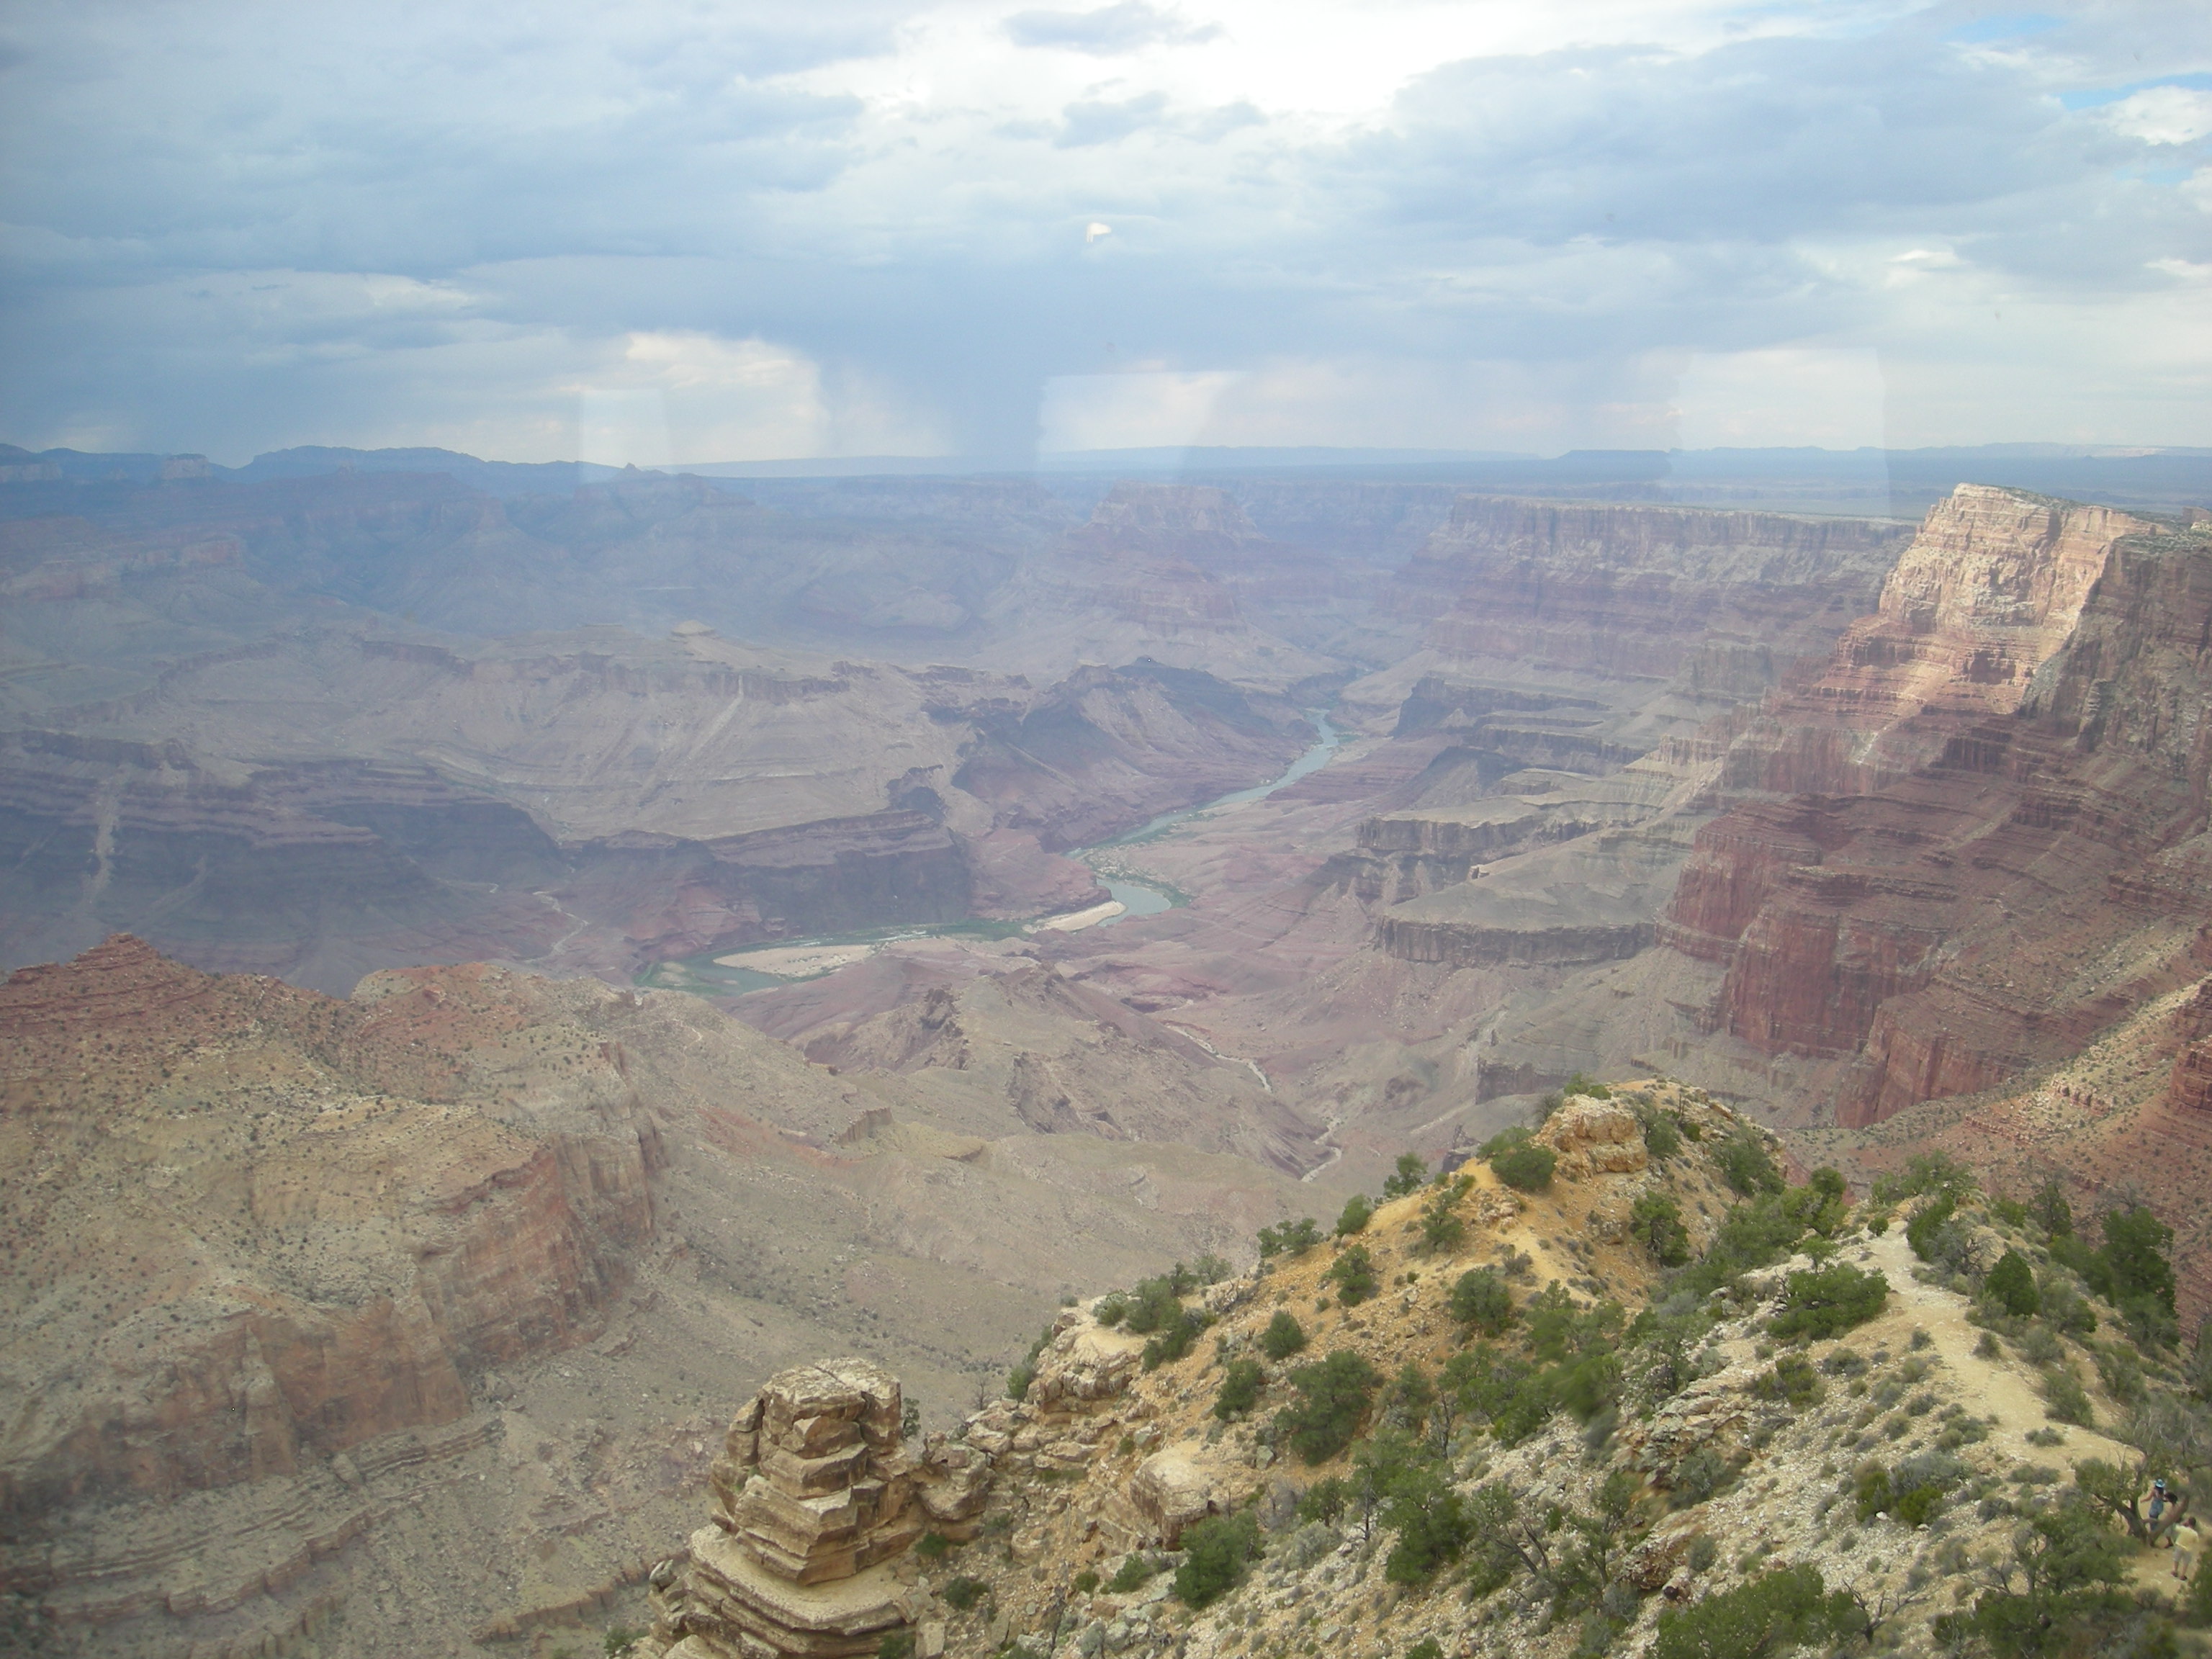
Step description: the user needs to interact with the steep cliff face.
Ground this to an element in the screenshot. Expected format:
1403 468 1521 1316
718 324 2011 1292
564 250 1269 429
1391 495 1908 687
0 938 657 1520
1660 489 2212 1123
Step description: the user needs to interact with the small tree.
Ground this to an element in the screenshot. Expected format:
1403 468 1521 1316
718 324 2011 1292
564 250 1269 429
1987 1249 2041 1318
1382 1153 1429 1200
1327 1244 1380 1307
1213 1357 1265 1421
1336 1194 1374 1236
1259 1309 1308 1360
1449 1268 1515 1336
1275 1351 1382 1463
1258 1217 1323 1259
1491 1139 1556 1193
1173 1513 1260 1608
1629 1190 1691 1267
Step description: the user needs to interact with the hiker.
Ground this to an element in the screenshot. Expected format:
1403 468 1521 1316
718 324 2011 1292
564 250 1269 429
2150 1478 2175 1539
2174 1518 2201 1582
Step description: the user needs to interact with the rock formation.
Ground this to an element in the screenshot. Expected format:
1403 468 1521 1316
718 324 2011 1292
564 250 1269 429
646 1358 979 1658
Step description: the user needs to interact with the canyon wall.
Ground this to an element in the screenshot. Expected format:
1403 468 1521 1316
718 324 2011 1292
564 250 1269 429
1659 487 2212 1124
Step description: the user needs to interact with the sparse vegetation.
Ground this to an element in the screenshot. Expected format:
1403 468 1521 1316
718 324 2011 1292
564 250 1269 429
1173 1511 1261 1607
1335 1194 1374 1236
1449 1268 1515 1336
1481 1125 1557 1193
1326 1244 1380 1307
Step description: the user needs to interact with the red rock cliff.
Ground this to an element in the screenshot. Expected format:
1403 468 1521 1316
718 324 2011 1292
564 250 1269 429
1659 488 2212 1124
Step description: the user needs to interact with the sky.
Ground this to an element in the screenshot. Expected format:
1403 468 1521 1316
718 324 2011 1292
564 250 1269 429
1 0 2208 464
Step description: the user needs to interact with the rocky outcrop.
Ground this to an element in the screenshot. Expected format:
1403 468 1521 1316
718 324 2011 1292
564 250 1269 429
652 1359 994 1657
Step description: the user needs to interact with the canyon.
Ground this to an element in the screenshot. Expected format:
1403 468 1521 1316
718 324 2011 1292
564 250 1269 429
5 443 2212 1657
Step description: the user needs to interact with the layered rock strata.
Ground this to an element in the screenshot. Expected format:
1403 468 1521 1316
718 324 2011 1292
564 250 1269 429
651 1359 989 1658
1658 487 2212 1123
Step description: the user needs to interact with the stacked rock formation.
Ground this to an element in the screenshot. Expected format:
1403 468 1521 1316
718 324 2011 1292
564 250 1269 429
648 1359 991 1658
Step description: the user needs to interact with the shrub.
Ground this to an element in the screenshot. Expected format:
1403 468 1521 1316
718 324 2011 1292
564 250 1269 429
1213 1357 1265 1420
1987 1249 2040 1317
1906 1192 1957 1263
1122 1277 1183 1334
1715 1131 1784 1197
1094 1291 1129 1326
2042 1367 2095 1426
1630 1191 1691 1267
1257 1217 1322 1260
2033 1176 2074 1238
1652 1565 1845 1659
1672 1446 1732 1506
1450 1269 1516 1336
1770 1262 1889 1340
1491 1139 1557 1193
1141 1305 1208 1371
1336 1194 1374 1236
1640 1108 1683 1162
1297 1475 1350 1526
1420 1189 1467 1254
1382 1153 1429 1200
942 1575 986 1619
1382 1467 1471 1583
1173 1512 1260 1608
1259 1310 1308 1359
1276 1351 1382 1463
1105 1555 1156 1593
2103 1204 2178 1326
1754 1354 1824 1408
916 1531 950 1561
876 1632 914 1659
1406 1642 1444 1659
1327 1245 1380 1308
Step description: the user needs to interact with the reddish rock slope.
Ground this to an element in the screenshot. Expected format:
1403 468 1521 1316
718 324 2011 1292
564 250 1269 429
1661 487 2212 1123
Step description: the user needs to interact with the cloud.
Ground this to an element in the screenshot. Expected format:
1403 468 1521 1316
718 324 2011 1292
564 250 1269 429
3 0 2211 460
1005 2 1222 56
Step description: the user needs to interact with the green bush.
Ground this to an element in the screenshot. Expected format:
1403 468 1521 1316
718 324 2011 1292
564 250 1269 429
1173 1512 1261 1608
1327 1244 1380 1308
1296 1475 1350 1526
1406 1642 1444 1659
1122 1277 1183 1334
1141 1305 1209 1371
1491 1140 1557 1193
1769 1262 1888 1341
1652 1565 1846 1659
1259 1309 1308 1359
1382 1467 1471 1583
1907 1192 1957 1262
1714 1131 1784 1197
1276 1351 1382 1463
1382 1153 1429 1200
1105 1555 1156 1593
2041 1366 2095 1426
1071 1570 1100 1594
1753 1354 1823 1408
1630 1191 1691 1267
942 1575 986 1611
1336 1194 1374 1236
915 1530 949 1561
876 1632 915 1659
1213 1357 1265 1421
1640 1109 1683 1162
1987 1249 2041 1317
1257 1217 1322 1259
1420 1187 1467 1254
1094 1291 1129 1326
1449 1268 1516 1336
